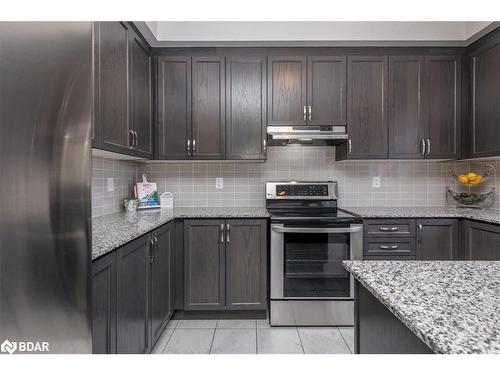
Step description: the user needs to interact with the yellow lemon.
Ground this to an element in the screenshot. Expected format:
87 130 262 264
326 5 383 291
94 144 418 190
458 175 469 183
469 176 483 185
466 172 478 181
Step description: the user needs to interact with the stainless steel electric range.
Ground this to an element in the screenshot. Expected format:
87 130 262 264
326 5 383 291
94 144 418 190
266 181 363 326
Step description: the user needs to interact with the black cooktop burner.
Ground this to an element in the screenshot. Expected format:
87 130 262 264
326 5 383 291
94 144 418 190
268 208 362 224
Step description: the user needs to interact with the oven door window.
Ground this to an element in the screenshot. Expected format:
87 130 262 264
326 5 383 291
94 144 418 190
283 232 350 298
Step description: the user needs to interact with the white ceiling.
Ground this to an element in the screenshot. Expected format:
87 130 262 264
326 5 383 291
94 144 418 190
142 21 494 46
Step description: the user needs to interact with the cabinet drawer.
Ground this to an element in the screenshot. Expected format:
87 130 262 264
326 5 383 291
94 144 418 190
364 219 415 237
363 238 416 257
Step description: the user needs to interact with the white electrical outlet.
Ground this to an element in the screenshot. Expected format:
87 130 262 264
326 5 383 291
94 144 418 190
216 177 224 189
372 176 381 188
107 178 114 192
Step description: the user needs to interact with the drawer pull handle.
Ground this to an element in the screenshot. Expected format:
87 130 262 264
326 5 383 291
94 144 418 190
379 226 399 232
379 244 399 250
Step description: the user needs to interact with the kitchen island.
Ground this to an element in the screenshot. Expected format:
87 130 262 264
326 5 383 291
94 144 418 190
343 260 500 354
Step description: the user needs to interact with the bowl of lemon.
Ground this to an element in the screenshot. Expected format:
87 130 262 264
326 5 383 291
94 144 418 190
453 171 486 185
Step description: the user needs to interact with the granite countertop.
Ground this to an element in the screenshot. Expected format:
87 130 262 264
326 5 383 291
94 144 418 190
344 260 500 354
344 206 500 225
92 207 269 260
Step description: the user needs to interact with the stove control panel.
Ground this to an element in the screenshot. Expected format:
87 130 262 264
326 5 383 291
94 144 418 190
276 184 329 197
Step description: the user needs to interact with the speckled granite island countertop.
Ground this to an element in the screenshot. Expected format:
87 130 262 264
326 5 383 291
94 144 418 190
343 206 500 225
92 207 269 260
344 260 500 354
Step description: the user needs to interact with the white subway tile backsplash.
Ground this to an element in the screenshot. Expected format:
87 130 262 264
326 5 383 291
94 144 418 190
91 148 500 217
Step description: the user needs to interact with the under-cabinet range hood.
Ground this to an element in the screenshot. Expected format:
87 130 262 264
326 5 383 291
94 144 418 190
267 126 348 145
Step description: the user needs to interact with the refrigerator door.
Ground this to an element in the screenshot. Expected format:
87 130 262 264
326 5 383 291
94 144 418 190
0 22 92 353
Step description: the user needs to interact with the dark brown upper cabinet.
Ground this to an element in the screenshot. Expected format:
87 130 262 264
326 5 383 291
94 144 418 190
225 56 267 160
129 32 152 158
470 40 500 158
156 56 225 160
268 56 346 127
337 56 388 160
424 56 460 159
157 56 192 159
388 55 459 159
93 22 152 158
192 56 226 159
307 56 347 125
388 56 425 159
93 22 130 154
268 56 307 126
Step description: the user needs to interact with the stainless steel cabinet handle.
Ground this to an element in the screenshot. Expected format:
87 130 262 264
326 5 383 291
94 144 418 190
226 223 230 243
379 226 399 232
220 224 225 243
303 106 306 122
263 138 267 154
129 130 135 149
418 223 423 243
193 139 197 156
148 238 155 263
308 105 312 122
420 139 425 155
187 139 191 156
134 131 138 149
271 225 362 234
379 244 399 250
348 139 352 154
426 139 431 155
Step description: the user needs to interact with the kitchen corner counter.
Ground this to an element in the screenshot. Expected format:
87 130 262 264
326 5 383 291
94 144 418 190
343 206 500 225
344 260 500 354
92 207 269 260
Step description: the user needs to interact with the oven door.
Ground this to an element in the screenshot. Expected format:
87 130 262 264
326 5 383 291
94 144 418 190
270 223 363 300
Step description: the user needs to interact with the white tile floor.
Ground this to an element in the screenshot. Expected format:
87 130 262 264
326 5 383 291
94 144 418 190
152 319 354 354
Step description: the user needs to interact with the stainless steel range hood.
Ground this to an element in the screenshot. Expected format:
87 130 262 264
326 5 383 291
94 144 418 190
267 126 348 144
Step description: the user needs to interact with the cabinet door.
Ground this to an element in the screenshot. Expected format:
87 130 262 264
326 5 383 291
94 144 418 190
92 252 117 354
388 56 425 159
184 220 225 310
157 56 192 159
225 56 267 160
471 41 500 158
116 236 149 353
94 22 131 153
346 56 388 159
307 56 346 126
463 220 500 260
416 219 458 260
192 56 225 159
225 220 267 310
129 33 152 158
425 56 460 159
268 56 307 126
150 222 174 347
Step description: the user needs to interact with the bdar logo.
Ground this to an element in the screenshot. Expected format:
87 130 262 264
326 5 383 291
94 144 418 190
1 340 17 354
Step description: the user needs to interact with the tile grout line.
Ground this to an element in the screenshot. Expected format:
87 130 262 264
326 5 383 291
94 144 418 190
295 327 306 354
337 327 353 354
208 320 218 354
160 319 179 354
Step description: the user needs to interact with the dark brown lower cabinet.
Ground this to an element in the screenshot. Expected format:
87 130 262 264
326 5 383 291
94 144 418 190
149 222 175 347
463 220 500 260
116 236 149 354
92 222 175 354
184 219 267 311
92 251 117 354
416 219 459 260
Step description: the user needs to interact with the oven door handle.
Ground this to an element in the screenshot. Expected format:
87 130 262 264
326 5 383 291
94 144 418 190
271 225 362 234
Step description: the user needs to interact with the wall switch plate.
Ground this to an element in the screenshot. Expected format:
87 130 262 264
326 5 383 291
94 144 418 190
372 176 381 188
107 178 114 192
216 177 224 189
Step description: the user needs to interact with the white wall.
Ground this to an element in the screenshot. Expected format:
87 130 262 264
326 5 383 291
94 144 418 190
147 21 491 42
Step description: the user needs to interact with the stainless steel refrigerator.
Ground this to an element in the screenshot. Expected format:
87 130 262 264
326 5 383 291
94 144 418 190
0 22 92 353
